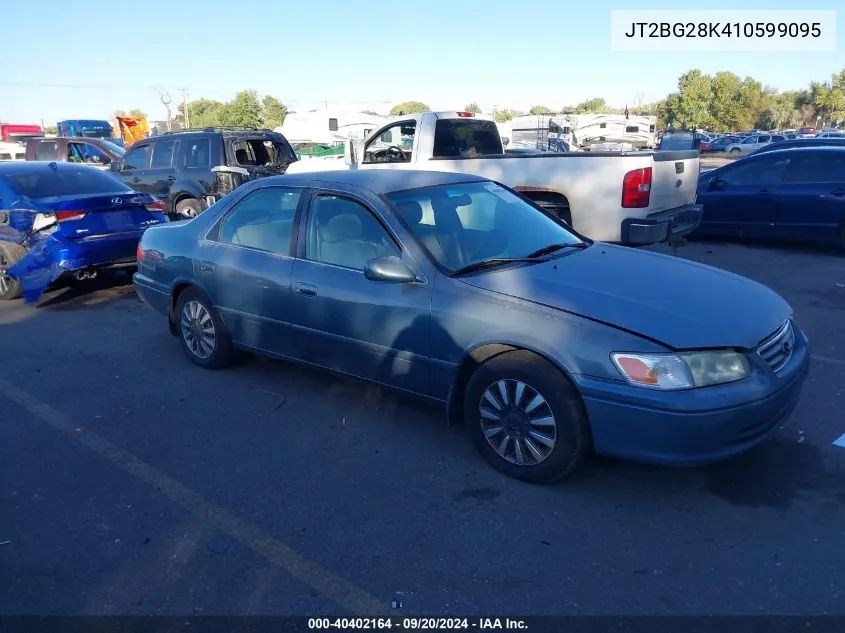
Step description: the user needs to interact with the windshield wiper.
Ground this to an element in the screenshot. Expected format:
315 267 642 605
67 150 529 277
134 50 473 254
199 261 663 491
525 242 589 258
451 257 546 276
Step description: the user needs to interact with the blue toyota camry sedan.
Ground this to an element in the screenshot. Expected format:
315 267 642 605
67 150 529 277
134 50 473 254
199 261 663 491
134 170 810 483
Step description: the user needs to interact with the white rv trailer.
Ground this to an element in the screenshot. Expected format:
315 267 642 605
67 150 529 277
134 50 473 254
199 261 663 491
277 110 387 145
507 113 657 151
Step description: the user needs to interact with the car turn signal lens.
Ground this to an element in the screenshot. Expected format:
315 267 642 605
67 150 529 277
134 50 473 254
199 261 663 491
611 351 751 390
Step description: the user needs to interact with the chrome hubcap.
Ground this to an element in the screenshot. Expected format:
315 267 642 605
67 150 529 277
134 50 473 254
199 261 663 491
479 379 557 466
180 300 216 359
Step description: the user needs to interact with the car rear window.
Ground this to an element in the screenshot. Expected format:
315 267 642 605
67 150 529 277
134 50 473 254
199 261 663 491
433 119 503 158
4 167 132 199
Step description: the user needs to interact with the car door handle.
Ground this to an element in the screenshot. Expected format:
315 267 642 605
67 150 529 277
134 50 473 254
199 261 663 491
295 282 317 297
167 175 176 182
198 262 215 274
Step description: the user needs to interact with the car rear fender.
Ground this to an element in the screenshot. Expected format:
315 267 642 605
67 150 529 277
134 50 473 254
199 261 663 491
167 278 217 336
5 235 65 304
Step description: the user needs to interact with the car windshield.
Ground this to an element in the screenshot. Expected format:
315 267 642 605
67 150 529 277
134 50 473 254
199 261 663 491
3 166 132 199
80 127 115 139
387 181 586 273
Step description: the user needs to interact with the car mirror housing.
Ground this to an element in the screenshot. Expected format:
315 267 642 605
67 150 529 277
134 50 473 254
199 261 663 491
364 256 419 283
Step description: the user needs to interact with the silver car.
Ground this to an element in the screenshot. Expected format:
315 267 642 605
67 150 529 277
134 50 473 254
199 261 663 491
725 134 786 157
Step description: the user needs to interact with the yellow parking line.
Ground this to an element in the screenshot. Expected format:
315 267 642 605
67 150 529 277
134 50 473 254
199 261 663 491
0 378 386 615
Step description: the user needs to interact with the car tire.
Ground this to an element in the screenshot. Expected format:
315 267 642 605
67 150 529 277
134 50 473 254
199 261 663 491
0 241 27 301
464 350 592 483
729 148 740 155
174 198 203 220
175 287 236 369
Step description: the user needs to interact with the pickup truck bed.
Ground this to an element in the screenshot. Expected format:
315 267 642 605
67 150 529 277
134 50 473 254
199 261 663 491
287 112 701 244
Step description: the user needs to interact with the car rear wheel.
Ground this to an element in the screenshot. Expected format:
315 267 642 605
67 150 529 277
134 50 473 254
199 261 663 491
0 242 27 301
464 350 592 483
174 198 203 220
175 287 235 369
729 148 740 154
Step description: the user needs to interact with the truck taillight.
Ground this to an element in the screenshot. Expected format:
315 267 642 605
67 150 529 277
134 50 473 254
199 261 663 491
145 200 167 213
456 112 475 117
621 167 652 208
55 211 87 221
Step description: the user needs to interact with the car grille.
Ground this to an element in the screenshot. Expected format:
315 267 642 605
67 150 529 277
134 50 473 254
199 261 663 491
755 320 795 373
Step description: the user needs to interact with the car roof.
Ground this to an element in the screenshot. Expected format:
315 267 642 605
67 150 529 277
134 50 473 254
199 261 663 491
0 161 108 175
750 145 845 156
273 169 487 194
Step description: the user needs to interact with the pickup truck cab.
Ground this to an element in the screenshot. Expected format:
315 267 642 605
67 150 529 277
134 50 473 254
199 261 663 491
286 112 701 245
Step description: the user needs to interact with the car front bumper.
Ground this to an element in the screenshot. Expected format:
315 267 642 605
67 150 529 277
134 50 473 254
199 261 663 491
574 326 811 466
620 204 703 245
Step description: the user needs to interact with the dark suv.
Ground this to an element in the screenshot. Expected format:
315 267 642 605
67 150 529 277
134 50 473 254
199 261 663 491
110 128 297 219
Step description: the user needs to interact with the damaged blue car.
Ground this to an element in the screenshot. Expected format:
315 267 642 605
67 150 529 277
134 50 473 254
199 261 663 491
0 162 168 303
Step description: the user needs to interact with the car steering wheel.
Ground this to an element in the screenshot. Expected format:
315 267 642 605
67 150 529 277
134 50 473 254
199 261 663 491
386 146 406 161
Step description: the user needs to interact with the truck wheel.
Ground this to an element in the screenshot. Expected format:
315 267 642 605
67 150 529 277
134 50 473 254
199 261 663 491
0 241 27 301
174 199 203 220
464 350 593 483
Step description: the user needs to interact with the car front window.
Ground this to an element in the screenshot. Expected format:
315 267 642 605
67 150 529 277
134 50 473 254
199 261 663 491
388 181 585 273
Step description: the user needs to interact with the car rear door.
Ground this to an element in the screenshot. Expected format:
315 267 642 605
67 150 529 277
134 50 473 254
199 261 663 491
145 138 179 200
199 186 302 355
289 191 432 394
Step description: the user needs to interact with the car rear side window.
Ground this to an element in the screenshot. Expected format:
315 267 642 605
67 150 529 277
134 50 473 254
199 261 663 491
122 145 150 171
5 167 131 198
185 139 211 168
151 140 176 168
218 187 301 256
34 141 59 160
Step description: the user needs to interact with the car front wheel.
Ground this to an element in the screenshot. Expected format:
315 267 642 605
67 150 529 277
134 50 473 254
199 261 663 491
175 287 235 369
464 350 592 483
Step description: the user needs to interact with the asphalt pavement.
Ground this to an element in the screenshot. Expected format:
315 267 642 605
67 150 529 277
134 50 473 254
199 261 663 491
1 242 844 616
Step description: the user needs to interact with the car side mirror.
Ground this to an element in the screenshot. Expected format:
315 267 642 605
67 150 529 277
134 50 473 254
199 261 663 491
109 161 120 172
709 177 726 191
364 256 419 283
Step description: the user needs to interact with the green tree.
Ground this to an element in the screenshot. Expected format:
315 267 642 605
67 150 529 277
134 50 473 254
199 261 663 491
709 71 745 132
492 108 522 122
674 69 714 129
260 95 287 129
390 101 430 115
574 98 607 113
44 125 58 135
737 77 769 128
180 98 225 127
464 102 482 114
529 105 554 115
218 90 263 127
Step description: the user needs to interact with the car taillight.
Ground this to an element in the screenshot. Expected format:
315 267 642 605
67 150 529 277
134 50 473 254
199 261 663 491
621 167 652 208
455 112 475 117
55 210 87 221
136 244 144 262
145 200 167 213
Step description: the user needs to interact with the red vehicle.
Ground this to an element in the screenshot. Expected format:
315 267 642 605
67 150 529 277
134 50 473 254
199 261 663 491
0 123 44 144
699 139 712 152
797 126 817 138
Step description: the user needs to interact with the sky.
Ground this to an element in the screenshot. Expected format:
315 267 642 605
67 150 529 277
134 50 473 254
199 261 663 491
1 0 843 125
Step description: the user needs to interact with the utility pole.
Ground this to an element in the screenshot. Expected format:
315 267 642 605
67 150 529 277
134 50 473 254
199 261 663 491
181 88 190 129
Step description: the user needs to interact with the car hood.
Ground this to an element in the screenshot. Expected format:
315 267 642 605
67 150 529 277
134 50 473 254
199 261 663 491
458 244 791 350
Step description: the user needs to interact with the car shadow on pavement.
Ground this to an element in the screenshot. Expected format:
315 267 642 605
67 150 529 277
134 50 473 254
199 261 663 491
37 269 139 310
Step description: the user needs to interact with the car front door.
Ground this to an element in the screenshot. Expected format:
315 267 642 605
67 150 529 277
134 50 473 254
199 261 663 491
770 152 845 244
698 155 790 238
361 120 418 169
116 143 153 193
289 191 432 394
200 186 304 355
146 139 179 200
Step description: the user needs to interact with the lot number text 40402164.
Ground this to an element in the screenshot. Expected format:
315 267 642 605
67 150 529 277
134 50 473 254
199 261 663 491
307 617 528 630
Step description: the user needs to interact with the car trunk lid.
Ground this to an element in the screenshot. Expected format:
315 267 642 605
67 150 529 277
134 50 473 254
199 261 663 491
33 192 164 239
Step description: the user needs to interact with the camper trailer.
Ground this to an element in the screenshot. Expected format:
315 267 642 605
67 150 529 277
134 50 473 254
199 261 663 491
277 110 387 145
566 113 657 150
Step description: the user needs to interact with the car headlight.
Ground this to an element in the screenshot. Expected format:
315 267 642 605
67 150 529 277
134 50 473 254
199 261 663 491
610 351 750 390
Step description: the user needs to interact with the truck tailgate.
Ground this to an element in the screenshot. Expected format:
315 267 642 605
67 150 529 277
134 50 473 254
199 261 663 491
649 151 699 214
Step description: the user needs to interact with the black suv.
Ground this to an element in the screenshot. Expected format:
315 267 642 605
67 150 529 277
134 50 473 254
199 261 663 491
110 128 298 219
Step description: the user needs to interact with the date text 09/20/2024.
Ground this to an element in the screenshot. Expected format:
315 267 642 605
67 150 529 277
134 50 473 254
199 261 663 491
308 618 527 630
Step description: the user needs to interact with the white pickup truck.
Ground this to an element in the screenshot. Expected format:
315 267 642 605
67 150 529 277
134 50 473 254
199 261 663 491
286 111 702 245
